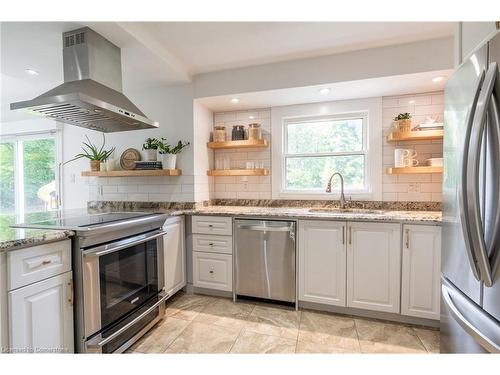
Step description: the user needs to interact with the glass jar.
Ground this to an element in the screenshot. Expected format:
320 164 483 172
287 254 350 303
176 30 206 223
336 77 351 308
231 125 245 140
248 123 262 140
213 126 226 142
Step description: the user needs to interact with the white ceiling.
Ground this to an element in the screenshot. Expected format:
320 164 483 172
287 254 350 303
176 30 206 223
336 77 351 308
1 21 454 123
196 69 453 112
139 22 455 75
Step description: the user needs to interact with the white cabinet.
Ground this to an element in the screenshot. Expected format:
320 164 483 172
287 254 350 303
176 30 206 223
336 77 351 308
298 220 346 306
193 252 232 292
401 225 441 320
163 216 186 296
192 216 232 236
9 271 74 353
347 222 401 313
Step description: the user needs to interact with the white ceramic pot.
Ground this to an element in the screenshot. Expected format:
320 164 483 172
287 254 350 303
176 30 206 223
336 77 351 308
161 154 177 169
142 149 157 161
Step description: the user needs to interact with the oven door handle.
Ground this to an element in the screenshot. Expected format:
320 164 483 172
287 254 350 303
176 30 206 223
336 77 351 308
86 291 170 349
84 230 167 258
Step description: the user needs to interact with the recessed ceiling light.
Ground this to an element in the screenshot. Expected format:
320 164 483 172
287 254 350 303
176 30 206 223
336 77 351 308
25 68 39 76
432 76 444 83
319 88 331 95
230 98 239 103
248 115 255 120
408 100 416 104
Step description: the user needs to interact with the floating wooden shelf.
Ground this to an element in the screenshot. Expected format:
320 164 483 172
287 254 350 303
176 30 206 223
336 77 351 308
81 169 182 177
207 169 269 177
207 139 269 149
386 166 443 174
387 130 444 142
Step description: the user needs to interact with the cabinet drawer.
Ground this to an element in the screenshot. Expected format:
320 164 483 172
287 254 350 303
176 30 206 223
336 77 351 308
193 252 232 292
192 234 233 254
192 216 232 235
7 239 71 291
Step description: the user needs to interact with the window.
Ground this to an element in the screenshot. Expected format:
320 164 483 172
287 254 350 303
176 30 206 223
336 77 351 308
284 115 367 191
271 98 382 200
0 132 60 219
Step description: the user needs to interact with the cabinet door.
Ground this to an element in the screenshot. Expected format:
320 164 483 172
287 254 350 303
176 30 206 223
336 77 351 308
347 222 401 313
9 271 74 353
298 220 346 306
163 217 186 296
193 252 232 292
401 225 441 320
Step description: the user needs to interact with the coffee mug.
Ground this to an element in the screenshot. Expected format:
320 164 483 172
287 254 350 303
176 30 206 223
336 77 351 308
404 157 419 167
395 149 418 167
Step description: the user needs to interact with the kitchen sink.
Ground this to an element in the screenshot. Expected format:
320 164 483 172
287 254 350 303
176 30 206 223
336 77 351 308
308 208 388 215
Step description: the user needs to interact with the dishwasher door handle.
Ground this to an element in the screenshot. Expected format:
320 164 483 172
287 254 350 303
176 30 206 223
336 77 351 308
237 225 292 232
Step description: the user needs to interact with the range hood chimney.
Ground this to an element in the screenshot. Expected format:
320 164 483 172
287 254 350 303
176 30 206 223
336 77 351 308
10 27 159 132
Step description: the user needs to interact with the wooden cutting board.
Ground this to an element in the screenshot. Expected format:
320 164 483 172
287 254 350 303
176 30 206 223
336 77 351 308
120 148 141 170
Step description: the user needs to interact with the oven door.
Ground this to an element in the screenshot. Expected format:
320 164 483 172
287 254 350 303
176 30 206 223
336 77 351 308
82 229 166 338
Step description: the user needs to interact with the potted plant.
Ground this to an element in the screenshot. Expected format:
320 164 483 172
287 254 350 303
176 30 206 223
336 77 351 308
394 112 412 133
142 137 158 161
157 138 190 169
73 134 116 172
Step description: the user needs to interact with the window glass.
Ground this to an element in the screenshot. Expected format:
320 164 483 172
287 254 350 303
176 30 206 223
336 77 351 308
287 118 363 154
0 142 15 214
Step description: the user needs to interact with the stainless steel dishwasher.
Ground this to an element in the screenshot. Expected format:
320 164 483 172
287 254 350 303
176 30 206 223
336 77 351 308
234 219 296 304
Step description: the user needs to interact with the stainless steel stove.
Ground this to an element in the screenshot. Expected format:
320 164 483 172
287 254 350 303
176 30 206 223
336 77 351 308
14 210 170 353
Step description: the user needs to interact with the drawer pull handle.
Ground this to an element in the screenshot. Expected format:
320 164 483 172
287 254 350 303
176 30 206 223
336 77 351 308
208 224 214 228
42 260 52 265
209 270 214 274
209 243 214 246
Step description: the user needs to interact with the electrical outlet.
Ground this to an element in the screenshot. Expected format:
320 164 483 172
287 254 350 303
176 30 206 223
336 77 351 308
408 183 420 193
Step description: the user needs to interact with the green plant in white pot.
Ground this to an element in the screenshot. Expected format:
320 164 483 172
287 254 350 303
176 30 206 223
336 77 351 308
142 137 159 161
157 138 190 170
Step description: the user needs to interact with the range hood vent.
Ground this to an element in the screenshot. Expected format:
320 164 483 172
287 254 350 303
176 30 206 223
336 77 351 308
10 27 159 133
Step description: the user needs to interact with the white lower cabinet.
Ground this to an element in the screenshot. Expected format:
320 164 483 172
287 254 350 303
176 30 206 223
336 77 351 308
298 220 346 306
8 271 74 353
346 222 401 313
163 216 186 296
193 252 232 292
401 225 441 320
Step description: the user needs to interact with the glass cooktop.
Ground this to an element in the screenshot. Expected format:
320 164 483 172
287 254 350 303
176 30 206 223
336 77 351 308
11 210 159 231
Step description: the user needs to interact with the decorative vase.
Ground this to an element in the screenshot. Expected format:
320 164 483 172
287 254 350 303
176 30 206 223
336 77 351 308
142 149 157 161
90 160 100 172
100 162 106 172
161 154 177 169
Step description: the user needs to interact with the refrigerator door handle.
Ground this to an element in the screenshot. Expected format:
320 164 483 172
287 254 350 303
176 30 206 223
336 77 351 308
467 62 498 287
442 282 500 353
459 70 485 281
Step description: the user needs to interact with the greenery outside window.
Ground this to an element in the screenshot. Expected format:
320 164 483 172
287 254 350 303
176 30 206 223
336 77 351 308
0 131 59 220
283 113 368 194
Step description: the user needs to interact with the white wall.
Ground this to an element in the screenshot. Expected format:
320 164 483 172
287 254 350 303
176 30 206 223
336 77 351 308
65 83 196 207
192 101 214 202
211 91 444 202
193 37 454 98
456 22 498 65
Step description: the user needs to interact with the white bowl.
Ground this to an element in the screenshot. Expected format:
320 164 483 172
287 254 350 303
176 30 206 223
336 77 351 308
427 158 443 167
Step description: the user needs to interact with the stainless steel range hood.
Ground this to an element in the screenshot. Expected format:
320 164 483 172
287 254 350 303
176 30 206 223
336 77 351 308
10 27 159 132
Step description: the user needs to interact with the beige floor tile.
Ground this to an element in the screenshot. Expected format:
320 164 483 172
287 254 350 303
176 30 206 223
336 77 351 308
194 298 254 329
355 319 427 354
164 293 216 321
297 311 360 353
128 317 190 353
165 322 241 353
230 330 296 354
413 327 440 353
244 305 301 340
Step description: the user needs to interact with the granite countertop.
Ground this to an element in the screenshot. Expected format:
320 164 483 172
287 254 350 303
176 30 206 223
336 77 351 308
190 206 442 223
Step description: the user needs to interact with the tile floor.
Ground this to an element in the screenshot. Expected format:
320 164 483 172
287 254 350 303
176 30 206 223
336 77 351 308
127 292 440 354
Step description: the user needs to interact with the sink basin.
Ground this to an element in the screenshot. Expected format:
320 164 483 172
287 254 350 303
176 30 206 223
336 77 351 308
308 208 387 215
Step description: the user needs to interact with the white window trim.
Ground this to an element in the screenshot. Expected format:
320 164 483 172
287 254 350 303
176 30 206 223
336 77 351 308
271 97 382 200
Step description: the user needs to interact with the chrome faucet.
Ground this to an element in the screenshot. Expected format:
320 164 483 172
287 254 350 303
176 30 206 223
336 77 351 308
326 172 347 209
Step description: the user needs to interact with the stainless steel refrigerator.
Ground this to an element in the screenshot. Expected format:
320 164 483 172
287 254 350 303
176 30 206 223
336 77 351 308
441 30 500 353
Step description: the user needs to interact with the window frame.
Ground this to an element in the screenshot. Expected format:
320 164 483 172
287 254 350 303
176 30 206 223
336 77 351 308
271 98 382 200
283 113 368 193
0 130 61 220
